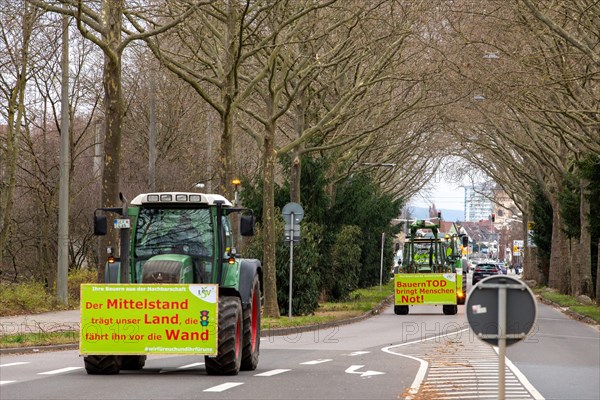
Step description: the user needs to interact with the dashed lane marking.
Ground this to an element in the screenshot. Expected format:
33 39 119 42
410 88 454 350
254 369 291 377
38 367 83 375
203 382 244 392
177 362 205 369
0 381 16 385
0 362 30 368
300 359 332 365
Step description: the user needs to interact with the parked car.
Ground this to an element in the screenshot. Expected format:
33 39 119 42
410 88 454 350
472 262 501 285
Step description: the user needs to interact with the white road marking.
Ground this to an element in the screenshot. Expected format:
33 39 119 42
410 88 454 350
0 381 16 385
177 362 205 369
494 347 545 400
382 328 544 400
0 362 30 368
203 382 244 392
347 351 370 356
300 359 332 365
345 365 385 377
254 369 291 376
38 367 83 375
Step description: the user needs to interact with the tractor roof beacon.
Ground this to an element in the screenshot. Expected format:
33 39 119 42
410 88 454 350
85 192 262 376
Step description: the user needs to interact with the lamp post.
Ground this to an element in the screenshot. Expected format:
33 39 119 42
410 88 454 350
231 178 241 206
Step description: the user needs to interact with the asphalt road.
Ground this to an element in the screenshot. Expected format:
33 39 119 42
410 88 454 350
1 299 598 400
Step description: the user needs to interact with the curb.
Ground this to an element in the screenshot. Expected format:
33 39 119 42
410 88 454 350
536 295 599 327
1 295 394 355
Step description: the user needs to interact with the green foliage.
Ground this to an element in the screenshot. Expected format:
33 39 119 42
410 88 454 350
0 281 56 316
246 216 322 316
558 172 580 239
531 182 553 280
330 173 403 287
67 268 97 302
278 155 332 224
0 269 96 316
243 157 403 313
578 153 600 297
327 225 363 301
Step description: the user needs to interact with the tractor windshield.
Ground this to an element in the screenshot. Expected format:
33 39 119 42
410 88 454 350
133 208 215 282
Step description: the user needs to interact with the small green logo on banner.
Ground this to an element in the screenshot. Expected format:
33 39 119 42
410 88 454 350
80 284 218 355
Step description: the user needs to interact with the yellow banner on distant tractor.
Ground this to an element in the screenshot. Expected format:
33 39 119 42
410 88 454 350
80 284 218 355
394 274 457 305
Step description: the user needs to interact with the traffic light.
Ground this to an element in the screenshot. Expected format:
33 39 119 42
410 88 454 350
491 213 496 222
200 310 209 327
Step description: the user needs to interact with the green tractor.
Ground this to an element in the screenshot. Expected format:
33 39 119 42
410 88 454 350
393 219 467 315
84 192 262 375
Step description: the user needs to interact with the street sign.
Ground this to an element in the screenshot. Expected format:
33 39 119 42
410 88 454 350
281 202 305 318
282 202 304 224
466 275 536 346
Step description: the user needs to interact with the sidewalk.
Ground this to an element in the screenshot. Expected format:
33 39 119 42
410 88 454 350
0 309 81 335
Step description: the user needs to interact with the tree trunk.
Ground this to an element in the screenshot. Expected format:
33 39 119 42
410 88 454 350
569 238 580 295
596 239 600 305
548 190 570 293
579 177 593 297
289 88 306 204
98 0 124 281
262 120 279 317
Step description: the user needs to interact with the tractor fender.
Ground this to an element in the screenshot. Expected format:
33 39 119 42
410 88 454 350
238 259 262 308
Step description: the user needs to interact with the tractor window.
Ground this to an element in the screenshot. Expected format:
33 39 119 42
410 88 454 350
134 208 214 259
221 216 233 251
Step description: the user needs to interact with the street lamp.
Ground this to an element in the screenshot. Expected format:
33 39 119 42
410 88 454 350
231 178 241 206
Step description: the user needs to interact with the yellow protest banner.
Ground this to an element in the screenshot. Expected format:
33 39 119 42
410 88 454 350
394 273 457 305
80 284 218 355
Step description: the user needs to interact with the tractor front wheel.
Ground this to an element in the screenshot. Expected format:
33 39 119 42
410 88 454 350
205 296 243 375
443 305 458 315
120 355 146 370
394 305 409 315
241 274 261 371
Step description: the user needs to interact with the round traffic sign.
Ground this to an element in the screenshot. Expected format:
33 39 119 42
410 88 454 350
466 275 536 346
282 202 304 223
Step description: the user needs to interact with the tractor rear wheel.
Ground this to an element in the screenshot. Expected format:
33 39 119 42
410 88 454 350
443 305 458 315
241 274 261 371
120 355 146 370
394 305 409 315
205 296 243 375
83 355 121 375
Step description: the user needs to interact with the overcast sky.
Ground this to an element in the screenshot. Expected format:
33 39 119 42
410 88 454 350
409 178 466 211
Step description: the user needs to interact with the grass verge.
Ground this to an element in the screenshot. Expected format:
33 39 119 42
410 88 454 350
536 287 600 324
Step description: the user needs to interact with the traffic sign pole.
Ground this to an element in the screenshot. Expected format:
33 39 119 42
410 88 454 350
466 275 537 400
288 215 294 318
498 284 507 400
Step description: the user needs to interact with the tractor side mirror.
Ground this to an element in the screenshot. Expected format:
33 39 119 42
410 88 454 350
240 214 255 236
462 236 469 247
94 214 108 236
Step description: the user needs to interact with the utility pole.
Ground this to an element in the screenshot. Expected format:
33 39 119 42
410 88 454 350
57 13 70 305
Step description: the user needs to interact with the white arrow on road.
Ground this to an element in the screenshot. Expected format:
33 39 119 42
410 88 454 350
345 365 385 377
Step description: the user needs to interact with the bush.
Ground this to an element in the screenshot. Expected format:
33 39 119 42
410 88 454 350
0 269 96 316
327 225 362 301
68 268 97 303
0 281 58 316
246 216 322 316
